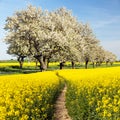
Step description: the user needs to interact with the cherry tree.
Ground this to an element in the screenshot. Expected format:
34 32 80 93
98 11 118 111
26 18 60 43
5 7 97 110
4 29 29 68
77 24 100 68
4 6 79 71
104 50 117 65
4 5 116 70
90 46 105 68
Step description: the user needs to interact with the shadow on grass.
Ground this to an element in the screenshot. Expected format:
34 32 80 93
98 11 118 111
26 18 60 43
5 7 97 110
0 63 120 75
0 65 41 75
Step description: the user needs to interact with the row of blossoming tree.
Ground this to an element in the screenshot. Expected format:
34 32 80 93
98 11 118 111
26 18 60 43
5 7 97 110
4 5 116 71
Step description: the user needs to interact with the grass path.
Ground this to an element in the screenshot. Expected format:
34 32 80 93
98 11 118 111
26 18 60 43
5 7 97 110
54 85 72 120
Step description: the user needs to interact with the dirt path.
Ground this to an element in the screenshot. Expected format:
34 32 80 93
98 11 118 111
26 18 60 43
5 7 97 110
54 86 72 120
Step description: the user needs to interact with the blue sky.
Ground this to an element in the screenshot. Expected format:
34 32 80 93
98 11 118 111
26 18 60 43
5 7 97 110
0 0 120 60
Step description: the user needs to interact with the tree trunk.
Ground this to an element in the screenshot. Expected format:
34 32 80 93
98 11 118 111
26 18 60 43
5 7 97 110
60 62 64 69
47 58 50 68
106 61 109 66
100 61 102 66
34 55 47 72
17 56 26 69
19 61 23 69
35 60 38 69
39 56 47 71
98 62 101 66
43 56 49 68
92 62 95 68
71 61 75 69
85 59 89 69
110 62 113 66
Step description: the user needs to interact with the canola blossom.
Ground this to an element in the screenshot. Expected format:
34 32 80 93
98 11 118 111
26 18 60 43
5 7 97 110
0 62 70 67
0 66 120 119
0 71 64 120
0 62 19 67
58 67 120 120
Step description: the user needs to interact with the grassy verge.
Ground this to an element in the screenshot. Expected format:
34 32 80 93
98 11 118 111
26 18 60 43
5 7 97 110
0 62 120 75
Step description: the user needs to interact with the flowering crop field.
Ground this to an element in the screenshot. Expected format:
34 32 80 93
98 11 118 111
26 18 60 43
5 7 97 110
0 66 120 119
58 67 120 120
0 62 60 67
0 71 64 120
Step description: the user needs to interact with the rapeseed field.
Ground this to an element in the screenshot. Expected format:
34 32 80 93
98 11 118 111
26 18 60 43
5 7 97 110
0 66 120 119
58 67 120 119
0 71 64 120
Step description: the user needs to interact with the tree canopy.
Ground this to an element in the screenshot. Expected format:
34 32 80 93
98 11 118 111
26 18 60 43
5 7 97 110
4 5 117 70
